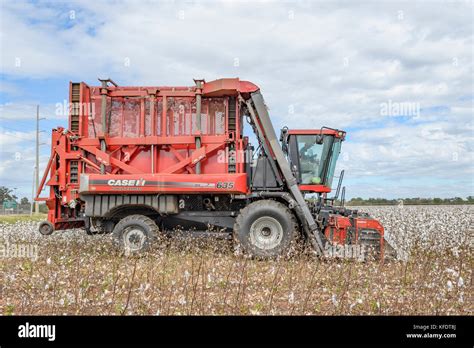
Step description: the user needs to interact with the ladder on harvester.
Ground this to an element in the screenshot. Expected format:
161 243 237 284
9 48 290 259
70 83 81 133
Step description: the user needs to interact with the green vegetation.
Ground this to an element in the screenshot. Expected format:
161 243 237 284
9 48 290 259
0 186 18 204
0 186 49 214
0 214 47 224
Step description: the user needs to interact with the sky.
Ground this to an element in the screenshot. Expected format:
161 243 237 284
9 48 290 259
0 0 473 200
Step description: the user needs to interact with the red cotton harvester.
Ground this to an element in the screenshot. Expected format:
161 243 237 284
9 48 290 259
36 78 396 259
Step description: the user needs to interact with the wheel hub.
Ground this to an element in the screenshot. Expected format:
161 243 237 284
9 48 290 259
261 227 272 237
249 216 283 250
123 227 146 252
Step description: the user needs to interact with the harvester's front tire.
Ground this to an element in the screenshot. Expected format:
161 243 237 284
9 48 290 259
112 215 159 254
234 200 298 258
38 221 54 236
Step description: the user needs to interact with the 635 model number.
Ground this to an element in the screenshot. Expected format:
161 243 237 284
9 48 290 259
216 182 234 189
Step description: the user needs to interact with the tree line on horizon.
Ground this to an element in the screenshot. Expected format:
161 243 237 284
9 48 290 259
0 186 48 213
345 196 474 206
1 186 473 208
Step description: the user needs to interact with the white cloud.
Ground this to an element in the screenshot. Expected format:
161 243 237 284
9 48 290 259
0 0 472 198
0 103 63 120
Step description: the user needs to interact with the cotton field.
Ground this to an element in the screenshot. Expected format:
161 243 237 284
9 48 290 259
358 205 473 258
0 205 472 315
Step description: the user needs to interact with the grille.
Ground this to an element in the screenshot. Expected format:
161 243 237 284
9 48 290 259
227 97 236 173
70 161 79 183
358 229 381 246
228 97 236 132
180 195 203 211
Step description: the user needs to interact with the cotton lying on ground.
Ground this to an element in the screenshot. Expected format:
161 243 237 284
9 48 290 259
0 205 472 315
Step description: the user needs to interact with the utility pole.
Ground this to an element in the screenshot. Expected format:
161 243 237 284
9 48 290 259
35 105 40 214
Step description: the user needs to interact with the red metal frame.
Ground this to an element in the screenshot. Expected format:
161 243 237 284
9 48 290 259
36 79 260 229
299 184 332 193
288 129 346 139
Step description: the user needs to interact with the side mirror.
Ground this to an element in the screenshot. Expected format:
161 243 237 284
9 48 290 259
279 126 289 141
315 135 324 144
280 126 289 154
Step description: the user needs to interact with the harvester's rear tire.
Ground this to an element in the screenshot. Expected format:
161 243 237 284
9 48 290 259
112 215 159 254
234 200 298 258
38 221 54 236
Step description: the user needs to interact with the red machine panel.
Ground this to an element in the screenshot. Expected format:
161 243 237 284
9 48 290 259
37 78 260 229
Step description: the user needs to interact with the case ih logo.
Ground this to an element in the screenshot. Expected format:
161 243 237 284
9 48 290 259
107 179 146 186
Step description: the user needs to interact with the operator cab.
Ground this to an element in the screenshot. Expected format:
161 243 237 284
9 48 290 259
281 127 346 193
